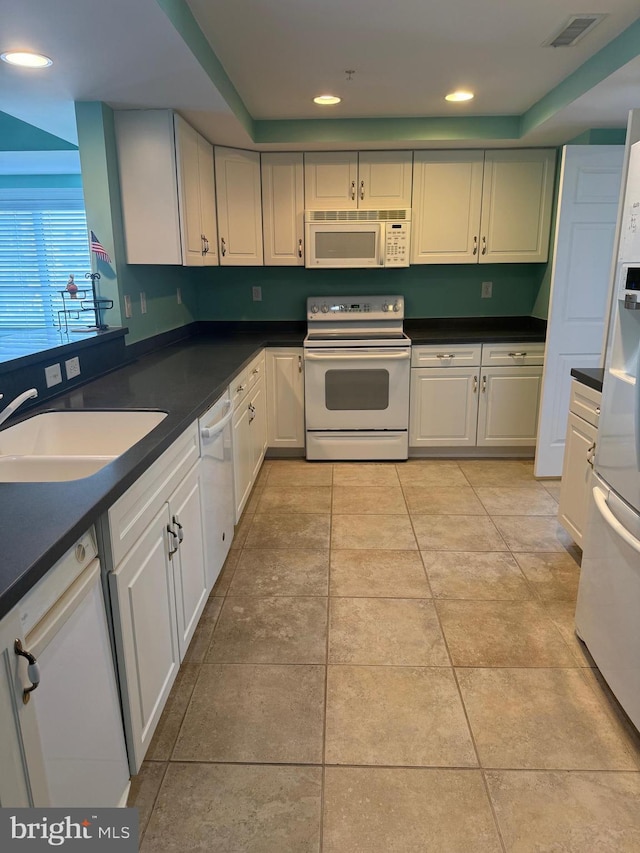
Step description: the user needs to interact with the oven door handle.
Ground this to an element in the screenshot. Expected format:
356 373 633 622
304 350 410 361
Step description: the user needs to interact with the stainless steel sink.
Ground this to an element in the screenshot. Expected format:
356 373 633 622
0 410 167 482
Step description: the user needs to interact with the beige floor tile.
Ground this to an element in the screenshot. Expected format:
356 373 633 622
329 598 448 666
128 761 167 841
230 513 252 550
437 600 577 667
256 485 332 513
457 667 640 770
331 514 417 550
397 460 469 487
486 770 640 853
541 600 595 667
422 551 531 600
173 664 325 764
475 486 559 516
266 461 333 486
458 460 537 487
207 596 327 664
403 485 487 515
323 767 502 853
493 516 574 552
229 549 329 596
514 552 581 600
332 484 407 514
140 763 322 853
146 664 200 761
330 550 430 598
325 665 477 767
413 515 507 552
332 462 400 486
244 513 331 549
182 597 223 664
212 551 240 596
542 479 562 501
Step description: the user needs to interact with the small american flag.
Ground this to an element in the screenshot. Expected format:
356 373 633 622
90 230 111 264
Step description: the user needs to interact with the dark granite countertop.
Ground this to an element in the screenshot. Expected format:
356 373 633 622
0 316 546 618
570 367 604 393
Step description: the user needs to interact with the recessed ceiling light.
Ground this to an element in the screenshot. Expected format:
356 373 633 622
313 94 341 106
445 90 474 102
1 51 53 68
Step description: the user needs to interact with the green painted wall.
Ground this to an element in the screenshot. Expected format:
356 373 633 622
0 110 76 151
0 174 83 189
197 264 545 321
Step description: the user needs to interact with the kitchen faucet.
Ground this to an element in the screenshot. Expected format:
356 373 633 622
0 388 38 428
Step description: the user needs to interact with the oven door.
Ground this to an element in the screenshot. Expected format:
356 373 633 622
304 347 410 430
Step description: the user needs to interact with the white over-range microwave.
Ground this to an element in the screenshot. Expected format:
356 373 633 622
304 209 411 268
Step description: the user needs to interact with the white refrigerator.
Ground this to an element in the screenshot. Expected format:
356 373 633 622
575 140 640 731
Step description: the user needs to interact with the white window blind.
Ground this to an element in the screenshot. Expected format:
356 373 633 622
0 188 92 330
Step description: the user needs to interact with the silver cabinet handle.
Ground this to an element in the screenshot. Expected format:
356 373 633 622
473 236 478 255
172 515 184 544
437 353 455 360
587 442 596 468
14 639 40 704
201 234 209 255
481 236 487 255
482 375 487 393
236 383 247 393
248 402 256 423
508 352 527 359
360 180 365 201
298 355 303 374
252 367 260 375
298 238 303 258
351 181 356 201
473 375 478 393
167 525 179 560
220 237 226 257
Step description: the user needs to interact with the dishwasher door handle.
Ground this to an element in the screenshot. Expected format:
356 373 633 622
200 402 233 440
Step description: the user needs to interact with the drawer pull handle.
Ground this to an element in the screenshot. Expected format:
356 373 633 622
508 352 527 358
236 383 247 393
14 640 40 704
437 353 455 359
252 368 260 375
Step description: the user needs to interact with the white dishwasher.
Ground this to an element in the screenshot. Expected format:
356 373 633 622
18 530 130 807
199 391 235 588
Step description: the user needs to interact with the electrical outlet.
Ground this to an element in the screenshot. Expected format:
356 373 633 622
65 356 81 380
45 363 63 387
124 294 132 319
252 286 262 302
140 292 147 314
176 287 182 305
481 281 493 299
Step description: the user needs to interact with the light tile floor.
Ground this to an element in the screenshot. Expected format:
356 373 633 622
130 458 640 852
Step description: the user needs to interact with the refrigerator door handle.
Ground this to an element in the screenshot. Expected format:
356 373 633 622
593 486 640 555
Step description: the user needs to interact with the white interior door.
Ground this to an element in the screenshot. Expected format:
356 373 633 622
535 145 624 477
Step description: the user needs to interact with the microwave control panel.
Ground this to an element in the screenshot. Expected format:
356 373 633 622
385 222 410 267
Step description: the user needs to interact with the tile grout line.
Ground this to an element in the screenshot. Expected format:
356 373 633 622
319 462 334 853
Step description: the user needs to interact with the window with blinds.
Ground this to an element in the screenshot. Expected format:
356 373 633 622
0 188 92 330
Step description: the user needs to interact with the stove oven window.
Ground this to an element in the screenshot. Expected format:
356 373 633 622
325 369 390 410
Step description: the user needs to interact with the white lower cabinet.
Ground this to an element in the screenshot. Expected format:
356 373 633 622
231 351 267 522
558 380 601 546
266 348 305 450
106 423 207 772
410 343 544 450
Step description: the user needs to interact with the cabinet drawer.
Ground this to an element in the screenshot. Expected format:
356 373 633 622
481 342 545 367
108 422 199 566
411 344 481 368
247 351 265 390
229 350 265 406
569 379 601 428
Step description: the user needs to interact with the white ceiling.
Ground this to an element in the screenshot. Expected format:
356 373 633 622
0 0 639 153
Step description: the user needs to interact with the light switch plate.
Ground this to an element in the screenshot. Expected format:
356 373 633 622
124 295 132 319
140 292 147 314
45 363 63 387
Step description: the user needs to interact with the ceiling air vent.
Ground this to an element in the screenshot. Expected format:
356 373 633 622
544 14 607 47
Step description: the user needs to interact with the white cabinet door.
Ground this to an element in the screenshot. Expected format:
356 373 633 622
411 151 484 264
357 151 413 209
0 608 48 807
170 465 208 659
249 377 267 481
558 412 597 547
232 397 254 522
409 368 479 447
480 150 556 263
266 348 305 449
215 147 264 265
175 115 207 266
197 134 218 266
304 152 358 209
477 366 543 446
109 504 180 773
262 153 304 265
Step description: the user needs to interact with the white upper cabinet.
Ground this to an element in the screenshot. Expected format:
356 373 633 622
261 152 305 266
115 109 217 266
411 149 556 264
304 151 412 210
215 147 264 265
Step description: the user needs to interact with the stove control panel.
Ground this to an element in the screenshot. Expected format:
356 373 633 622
307 296 404 321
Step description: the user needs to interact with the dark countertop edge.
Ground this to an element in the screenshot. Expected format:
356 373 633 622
570 367 604 393
0 316 547 618
404 316 547 344
0 327 128 375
